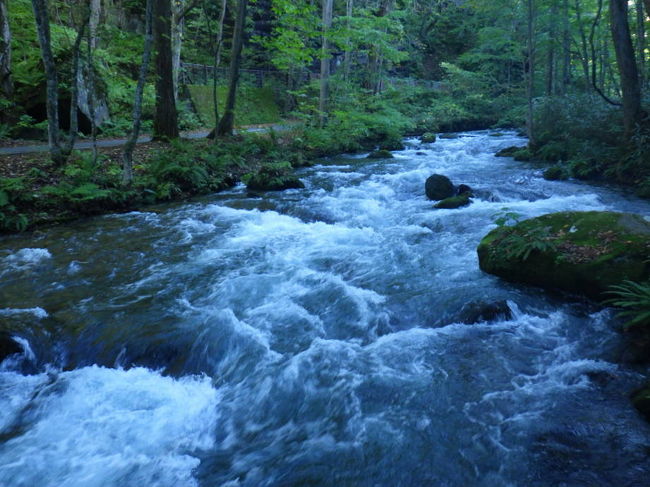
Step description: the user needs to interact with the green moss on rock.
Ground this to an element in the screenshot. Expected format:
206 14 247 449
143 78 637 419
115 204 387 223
543 165 568 181
477 211 650 300
434 193 471 209
420 133 437 143
632 387 650 420
245 162 305 191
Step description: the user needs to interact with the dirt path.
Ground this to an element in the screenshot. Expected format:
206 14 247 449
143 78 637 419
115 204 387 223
0 124 289 156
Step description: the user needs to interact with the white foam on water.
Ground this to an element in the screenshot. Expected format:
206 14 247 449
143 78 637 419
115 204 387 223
0 366 219 487
0 307 49 319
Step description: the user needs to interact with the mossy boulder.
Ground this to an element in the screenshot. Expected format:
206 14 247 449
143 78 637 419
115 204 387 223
434 193 471 209
477 211 650 300
245 162 305 191
425 174 455 200
632 387 650 420
379 139 405 151
543 165 568 181
495 146 528 159
420 133 437 143
367 149 394 159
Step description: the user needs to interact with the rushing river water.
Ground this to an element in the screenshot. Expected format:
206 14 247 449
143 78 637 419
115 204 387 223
1 131 650 486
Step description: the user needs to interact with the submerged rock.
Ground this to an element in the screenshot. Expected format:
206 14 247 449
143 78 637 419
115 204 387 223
434 193 471 209
456 184 473 195
477 211 650 300
0 333 22 362
543 165 568 181
632 387 650 421
457 300 512 324
367 149 394 159
425 174 455 200
246 162 305 191
416 152 427 156
439 133 459 139
420 133 437 143
495 146 525 158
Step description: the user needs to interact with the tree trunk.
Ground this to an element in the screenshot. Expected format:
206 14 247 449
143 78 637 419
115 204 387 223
547 0 557 95
212 0 227 124
153 0 179 140
0 0 12 101
122 0 154 186
343 0 352 81
561 0 570 93
526 0 536 146
89 0 101 49
63 14 88 157
609 0 643 136
637 0 646 89
216 0 248 137
172 1 184 101
31 0 64 164
319 0 333 127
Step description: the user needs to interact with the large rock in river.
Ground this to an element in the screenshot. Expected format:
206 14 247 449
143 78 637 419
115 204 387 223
477 211 650 300
425 174 455 200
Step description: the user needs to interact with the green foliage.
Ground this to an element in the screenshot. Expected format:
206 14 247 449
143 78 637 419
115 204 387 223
245 161 304 191
492 209 523 227
0 177 30 231
500 226 558 261
186 85 281 127
606 280 650 330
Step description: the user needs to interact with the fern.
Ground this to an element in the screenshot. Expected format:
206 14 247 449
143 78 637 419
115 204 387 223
605 281 650 330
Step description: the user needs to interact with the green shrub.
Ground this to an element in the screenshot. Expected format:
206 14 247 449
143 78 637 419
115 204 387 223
606 280 650 330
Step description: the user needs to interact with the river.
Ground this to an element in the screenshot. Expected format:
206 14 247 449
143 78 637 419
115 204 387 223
1 131 649 486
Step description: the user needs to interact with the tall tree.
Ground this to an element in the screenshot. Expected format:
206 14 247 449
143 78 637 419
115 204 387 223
31 0 63 164
526 0 536 145
609 0 644 136
122 0 154 185
0 0 12 101
216 0 248 136
153 0 179 140
318 0 333 126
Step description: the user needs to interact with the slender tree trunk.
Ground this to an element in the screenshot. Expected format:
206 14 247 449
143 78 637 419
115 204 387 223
637 0 646 89
216 0 248 136
343 0 352 81
122 0 154 186
63 16 88 157
86 31 98 167
172 2 184 101
609 0 644 136
31 0 64 164
153 0 179 140
561 0 570 93
644 0 650 19
575 0 592 92
0 0 12 101
319 0 333 126
526 0 536 146
547 0 557 95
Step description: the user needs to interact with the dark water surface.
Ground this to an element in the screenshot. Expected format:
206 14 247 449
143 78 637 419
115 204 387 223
1 131 649 486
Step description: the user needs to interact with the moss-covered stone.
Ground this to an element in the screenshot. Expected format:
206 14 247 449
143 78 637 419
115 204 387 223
434 193 471 209
379 139 405 151
245 162 305 191
367 149 394 159
425 174 455 200
477 211 650 300
420 133 437 143
543 165 568 181
495 146 519 157
632 387 650 421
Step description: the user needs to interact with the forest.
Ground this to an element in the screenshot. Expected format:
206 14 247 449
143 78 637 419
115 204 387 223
0 0 650 486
